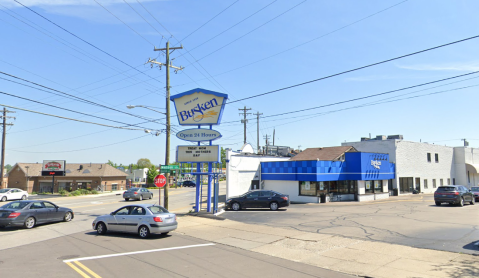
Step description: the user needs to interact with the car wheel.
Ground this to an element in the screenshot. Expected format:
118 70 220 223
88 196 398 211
138 225 150 238
63 212 73 222
459 197 464 207
21 195 27 200
96 222 107 235
1 196 6 202
470 198 475 205
24 217 35 229
125 198 129 201
435 201 441 206
231 202 241 211
149 194 152 199
139 195 143 201
270 202 279 211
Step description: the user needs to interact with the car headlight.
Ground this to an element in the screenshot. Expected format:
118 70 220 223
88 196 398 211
226 199 232 203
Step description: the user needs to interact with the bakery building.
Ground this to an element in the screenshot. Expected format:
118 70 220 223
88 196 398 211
6 163 128 193
226 145 395 202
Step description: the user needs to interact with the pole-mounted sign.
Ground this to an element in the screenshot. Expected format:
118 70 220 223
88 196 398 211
41 160 66 176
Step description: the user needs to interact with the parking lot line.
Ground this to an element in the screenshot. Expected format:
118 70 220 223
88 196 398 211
63 243 215 263
65 262 92 278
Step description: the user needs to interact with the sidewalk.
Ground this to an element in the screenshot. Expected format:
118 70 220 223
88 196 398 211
176 215 479 278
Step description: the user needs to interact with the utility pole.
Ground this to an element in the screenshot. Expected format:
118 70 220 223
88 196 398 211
148 41 184 210
239 106 252 144
264 135 271 155
1 108 15 189
253 112 262 154
273 128 275 146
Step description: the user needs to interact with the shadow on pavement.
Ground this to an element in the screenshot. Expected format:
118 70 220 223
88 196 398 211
84 230 172 240
462 241 479 252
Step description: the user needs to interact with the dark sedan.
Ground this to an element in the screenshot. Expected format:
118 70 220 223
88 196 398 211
123 187 153 201
471 186 479 201
226 190 289 211
0 200 74 229
182 181 196 187
434 185 475 207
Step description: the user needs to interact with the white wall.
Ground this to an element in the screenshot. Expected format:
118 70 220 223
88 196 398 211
125 168 148 182
454 147 479 188
343 139 456 194
263 180 319 203
226 150 289 198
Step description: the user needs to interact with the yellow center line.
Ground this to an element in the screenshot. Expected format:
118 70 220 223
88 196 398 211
65 262 91 278
74 261 102 278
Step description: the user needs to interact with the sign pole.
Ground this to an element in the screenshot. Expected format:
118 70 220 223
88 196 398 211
159 164 161 206
51 175 54 194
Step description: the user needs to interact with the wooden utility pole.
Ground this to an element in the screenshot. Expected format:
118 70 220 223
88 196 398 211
239 106 252 144
0 108 15 189
253 112 262 153
148 41 183 209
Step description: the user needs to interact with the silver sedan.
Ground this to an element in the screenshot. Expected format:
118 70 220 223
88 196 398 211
123 187 153 201
92 204 177 238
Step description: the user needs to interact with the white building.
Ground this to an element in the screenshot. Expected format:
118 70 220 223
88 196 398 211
125 168 149 183
342 135 479 193
226 144 289 199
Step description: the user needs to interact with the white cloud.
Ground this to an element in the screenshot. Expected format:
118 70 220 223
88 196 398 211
398 62 479 72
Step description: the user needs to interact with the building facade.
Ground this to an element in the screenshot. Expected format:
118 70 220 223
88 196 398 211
6 163 128 193
342 135 479 193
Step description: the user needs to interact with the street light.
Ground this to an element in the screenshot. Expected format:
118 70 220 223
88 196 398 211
127 104 171 209
127 105 167 115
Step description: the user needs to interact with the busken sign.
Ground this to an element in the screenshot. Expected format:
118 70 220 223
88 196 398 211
170 88 228 126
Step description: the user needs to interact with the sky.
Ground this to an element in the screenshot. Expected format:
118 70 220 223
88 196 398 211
1 0 479 167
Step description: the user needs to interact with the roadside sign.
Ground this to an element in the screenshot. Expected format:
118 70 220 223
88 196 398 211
160 165 180 170
154 174 166 188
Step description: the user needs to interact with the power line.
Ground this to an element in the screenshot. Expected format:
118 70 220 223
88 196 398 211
190 1 306 63
176 0 240 44
0 103 145 130
0 71 166 125
9 134 151 153
227 34 479 104
13 0 164 85
174 0 409 87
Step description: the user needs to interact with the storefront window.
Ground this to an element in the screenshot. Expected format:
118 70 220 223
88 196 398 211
365 181 373 194
349 180 357 194
319 181 325 191
374 180 383 193
338 180 349 194
299 181 316 196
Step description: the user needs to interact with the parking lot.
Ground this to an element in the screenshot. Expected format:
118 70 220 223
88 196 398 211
222 193 479 255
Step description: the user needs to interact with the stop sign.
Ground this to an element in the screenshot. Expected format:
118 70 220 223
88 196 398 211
154 174 166 188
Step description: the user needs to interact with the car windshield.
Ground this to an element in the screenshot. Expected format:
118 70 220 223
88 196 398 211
0 189 10 193
1 201 29 209
471 187 479 192
148 206 169 214
437 187 456 192
127 188 139 192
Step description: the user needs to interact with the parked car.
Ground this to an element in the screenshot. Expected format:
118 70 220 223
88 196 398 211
123 187 153 201
226 190 290 211
434 185 475 207
92 204 177 238
471 186 479 201
182 181 196 187
0 188 28 202
0 200 74 229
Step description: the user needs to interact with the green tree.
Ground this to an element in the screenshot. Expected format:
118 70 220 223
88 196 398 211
137 158 152 169
5 164 12 172
146 165 159 185
221 147 226 166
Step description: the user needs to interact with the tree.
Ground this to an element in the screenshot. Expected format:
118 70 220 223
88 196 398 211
146 165 159 185
221 147 226 166
5 164 12 172
137 158 152 169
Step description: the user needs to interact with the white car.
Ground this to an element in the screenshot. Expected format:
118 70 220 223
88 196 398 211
0 188 29 202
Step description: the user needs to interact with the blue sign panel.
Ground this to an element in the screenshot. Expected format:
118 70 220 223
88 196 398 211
170 88 228 126
176 128 222 142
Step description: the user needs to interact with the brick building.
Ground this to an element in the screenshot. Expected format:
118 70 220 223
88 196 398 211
6 163 128 193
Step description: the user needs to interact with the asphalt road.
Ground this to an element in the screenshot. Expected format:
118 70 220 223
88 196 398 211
222 194 479 255
0 184 351 278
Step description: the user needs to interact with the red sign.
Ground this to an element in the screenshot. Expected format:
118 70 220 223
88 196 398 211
154 174 166 188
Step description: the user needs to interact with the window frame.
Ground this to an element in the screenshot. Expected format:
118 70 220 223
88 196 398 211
435 153 439 163
427 153 431 163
